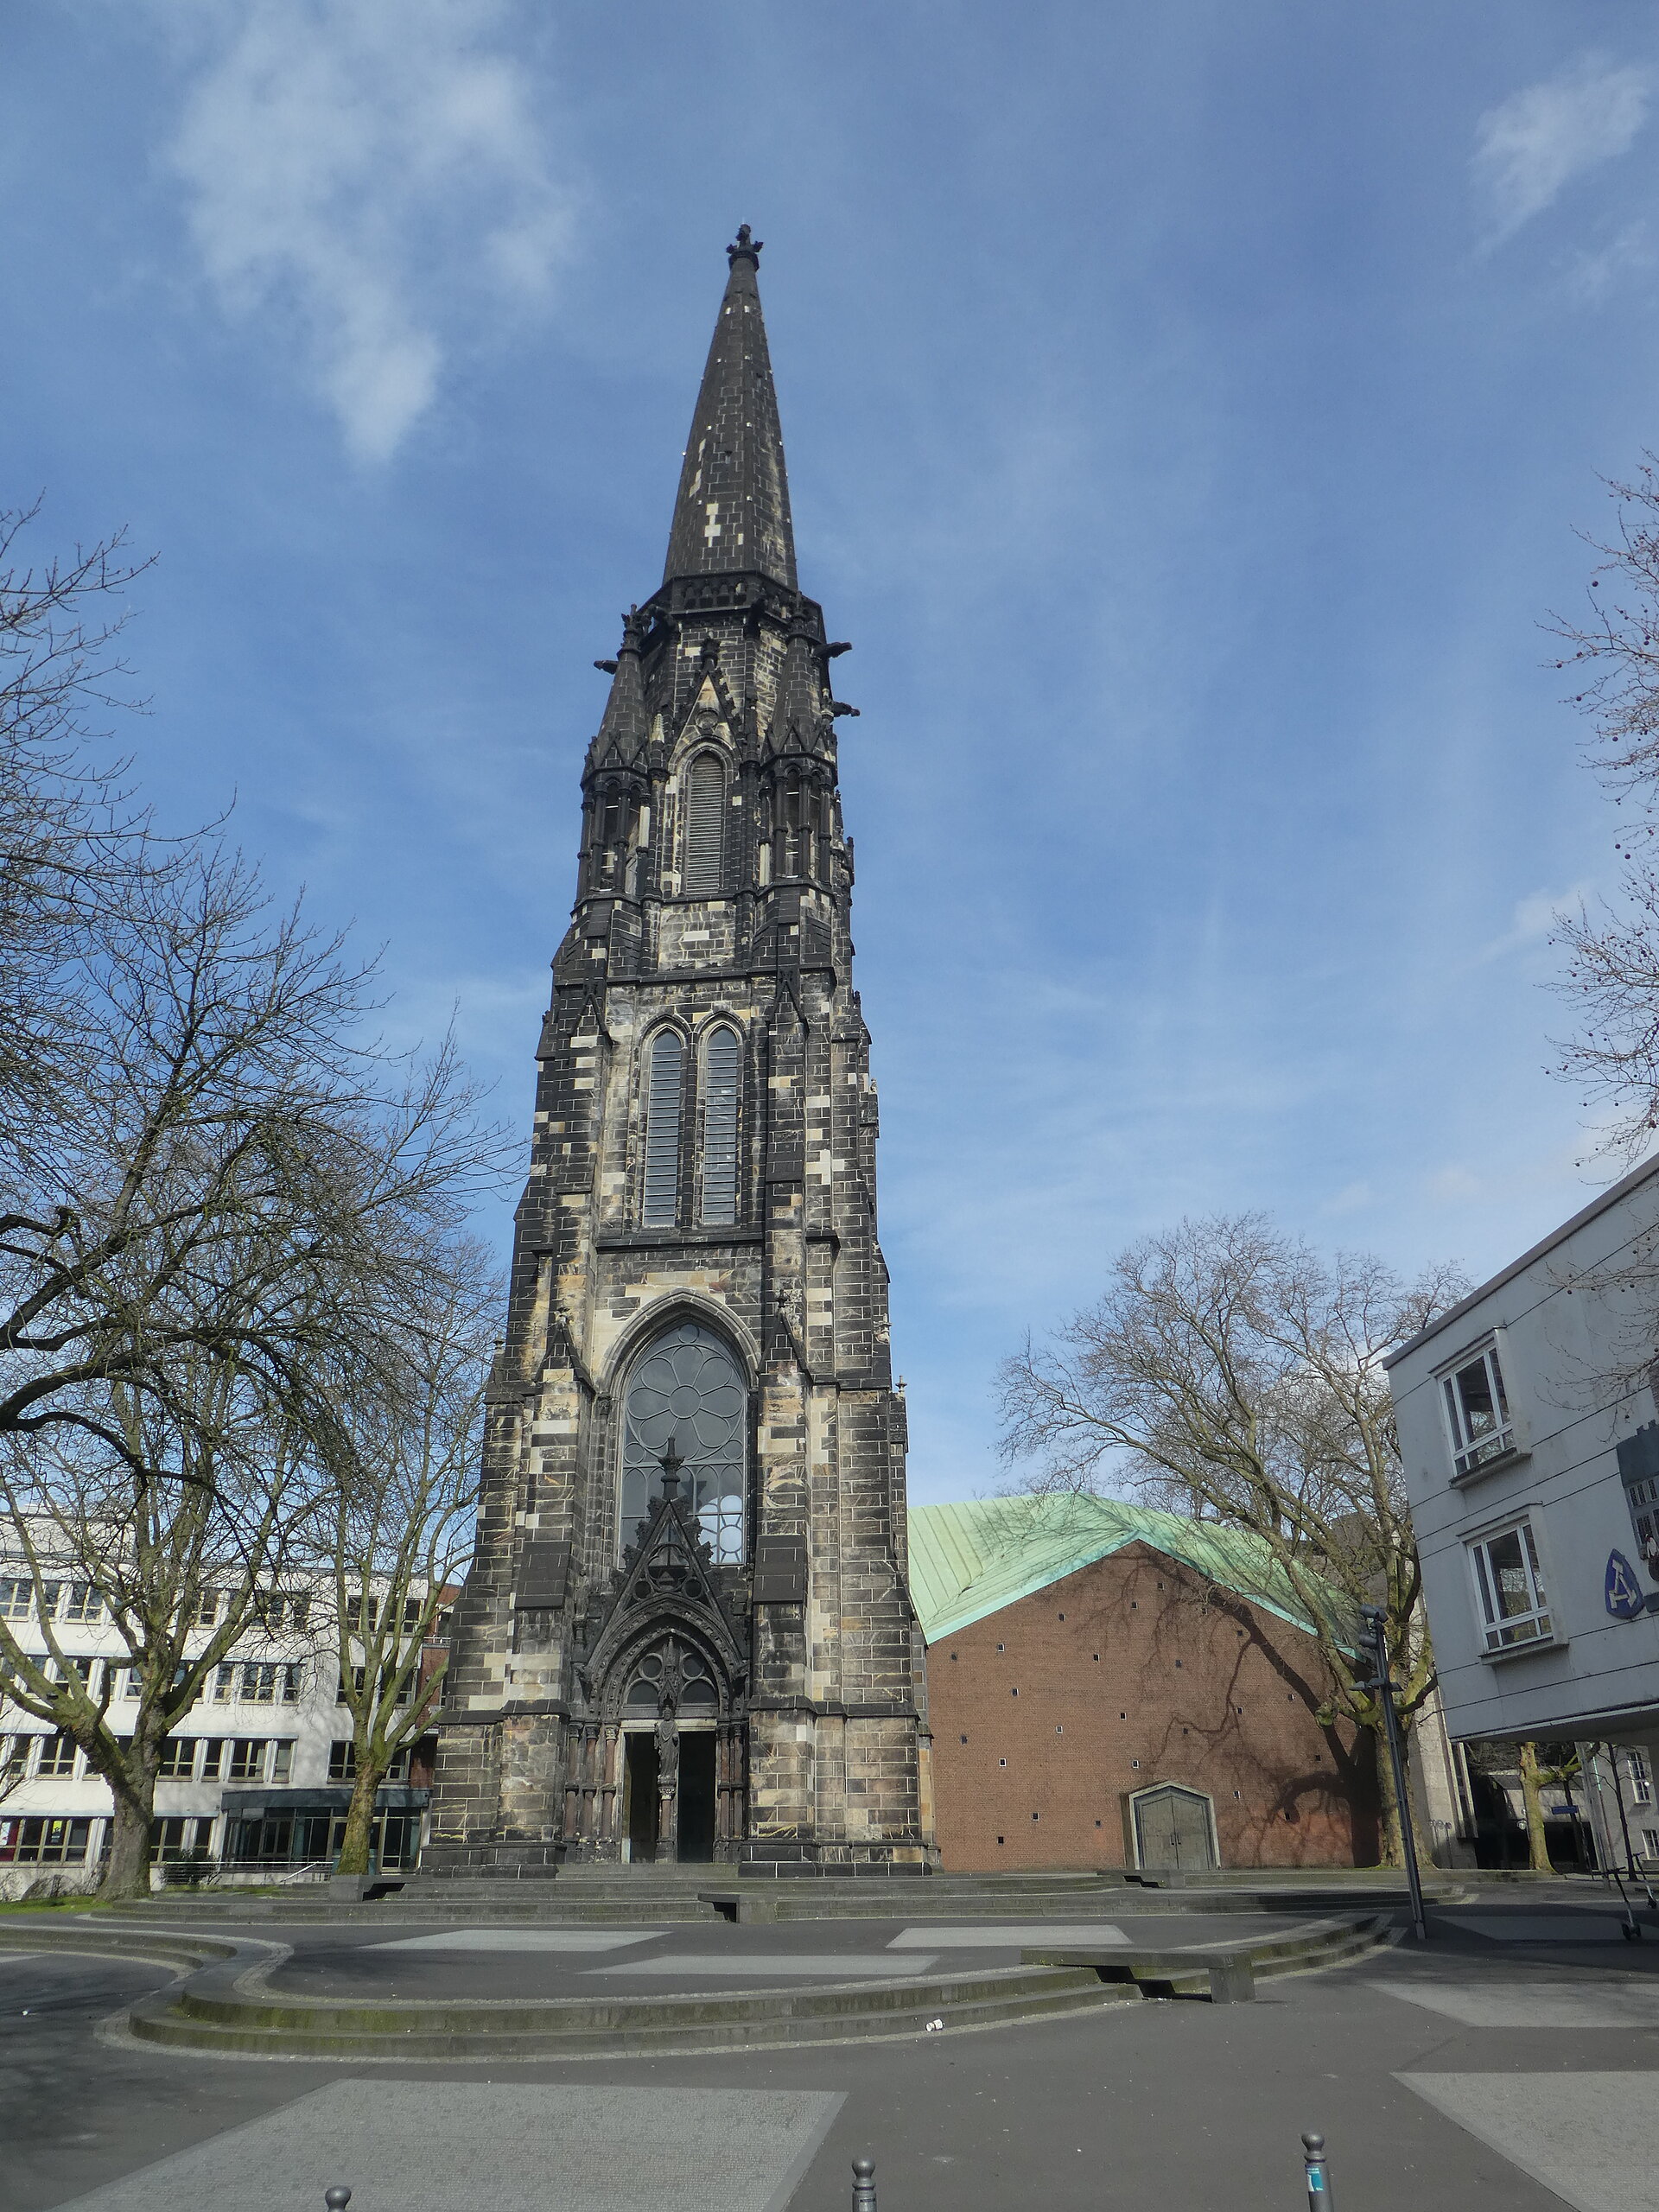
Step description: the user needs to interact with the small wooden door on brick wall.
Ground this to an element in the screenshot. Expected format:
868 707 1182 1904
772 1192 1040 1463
1130 1783 1217 1872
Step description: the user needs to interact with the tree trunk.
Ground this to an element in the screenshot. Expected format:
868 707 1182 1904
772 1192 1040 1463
98 1772 157 1901
334 1760 383 1874
1518 1739 1554 1872
1373 1721 1431 1871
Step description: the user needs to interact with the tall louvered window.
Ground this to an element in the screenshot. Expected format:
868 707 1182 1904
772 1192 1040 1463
701 1027 741 1226
642 1031 684 1226
782 769 806 877
683 754 725 894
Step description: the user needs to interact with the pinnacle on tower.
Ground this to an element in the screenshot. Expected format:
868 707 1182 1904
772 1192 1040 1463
589 605 649 768
662 226 798 593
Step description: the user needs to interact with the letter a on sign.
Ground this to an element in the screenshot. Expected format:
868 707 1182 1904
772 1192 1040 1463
1606 1549 1645 1620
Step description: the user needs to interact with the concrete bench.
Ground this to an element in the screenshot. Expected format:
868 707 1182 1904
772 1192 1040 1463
699 1891 779 1924
1020 1944 1255 2003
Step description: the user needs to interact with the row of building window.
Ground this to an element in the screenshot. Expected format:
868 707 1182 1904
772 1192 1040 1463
1 1732 418 1787
0 1580 425 1632
0 1808 427 1870
1 1655 305 1705
0 1654 427 1709
2 1733 298 1784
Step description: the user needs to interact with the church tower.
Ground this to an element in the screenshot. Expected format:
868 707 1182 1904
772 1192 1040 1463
427 230 935 1875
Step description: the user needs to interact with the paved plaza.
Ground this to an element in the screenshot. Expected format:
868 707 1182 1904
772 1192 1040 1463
3 1894 1657 2212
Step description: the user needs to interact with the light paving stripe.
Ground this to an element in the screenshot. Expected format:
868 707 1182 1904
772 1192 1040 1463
1373 1978 1659 2030
48 2080 845 2212
591 1951 938 1978
1401 2073 1659 2212
368 1928 667 1953
887 1923 1129 1948
1440 1911 1630 1945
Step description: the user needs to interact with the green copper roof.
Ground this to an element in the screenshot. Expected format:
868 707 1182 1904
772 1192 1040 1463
908 1493 1357 1649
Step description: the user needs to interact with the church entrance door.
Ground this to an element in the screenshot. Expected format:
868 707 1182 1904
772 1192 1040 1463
624 1732 660 1862
677 1732 716 1863
1131 1783 1217 1872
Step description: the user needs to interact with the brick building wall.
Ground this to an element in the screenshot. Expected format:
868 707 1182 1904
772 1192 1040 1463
926 1541 1379 1871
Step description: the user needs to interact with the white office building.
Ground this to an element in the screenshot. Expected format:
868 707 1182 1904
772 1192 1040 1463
0 1571 444 1897
1387 1154 1659 1866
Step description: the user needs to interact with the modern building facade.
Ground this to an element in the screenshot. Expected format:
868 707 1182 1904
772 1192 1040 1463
0 1570 444 1897
911 1496 1383 1871
1387 1154 1659 1770
425 232 932 1876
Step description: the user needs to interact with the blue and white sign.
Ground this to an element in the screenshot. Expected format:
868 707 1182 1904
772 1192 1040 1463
1606 1549 1645 1621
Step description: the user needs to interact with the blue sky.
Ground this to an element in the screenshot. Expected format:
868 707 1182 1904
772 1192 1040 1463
5 4 1659 1504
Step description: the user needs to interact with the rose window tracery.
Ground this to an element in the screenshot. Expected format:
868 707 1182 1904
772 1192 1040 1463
620 1322 747 1561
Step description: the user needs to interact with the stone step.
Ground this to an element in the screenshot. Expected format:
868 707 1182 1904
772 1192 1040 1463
0 1903 1394 2061
92 1877 1424 1929
131 1961 1131 2061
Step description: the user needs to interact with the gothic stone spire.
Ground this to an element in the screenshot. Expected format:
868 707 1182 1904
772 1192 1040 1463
424 228 931 1885
662 226 798 592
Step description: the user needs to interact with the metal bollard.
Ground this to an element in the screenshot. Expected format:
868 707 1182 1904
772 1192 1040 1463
324 2191 352 2209
1301 2132 1331 2209
851 2153 877 2212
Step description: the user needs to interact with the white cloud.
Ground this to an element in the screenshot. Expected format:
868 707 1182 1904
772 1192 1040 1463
1567 219 1652 304
165 0 574 461
1473 53 1650 248
1474 881 1592 965
1321 1180 1375 1218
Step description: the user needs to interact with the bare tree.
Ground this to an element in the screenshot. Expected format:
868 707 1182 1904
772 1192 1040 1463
1548 459 1659 1157
0 504 514 1895
998 1213 1465 1867
0 500 166 1174
315 1243 496 1876
0 1345 324 1898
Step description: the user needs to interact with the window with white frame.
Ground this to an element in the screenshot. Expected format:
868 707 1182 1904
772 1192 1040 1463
1440 1338 1516 1478
1468 1518 1553 1653
1630 1750 1653 1806
60 1583 103 1624
35 1732 77 1777
0 1576 31 1620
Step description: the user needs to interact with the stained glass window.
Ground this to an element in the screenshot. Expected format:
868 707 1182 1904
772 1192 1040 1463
620 1322 747 1562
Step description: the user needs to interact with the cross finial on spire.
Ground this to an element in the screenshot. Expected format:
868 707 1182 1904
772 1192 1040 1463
728 224 762 268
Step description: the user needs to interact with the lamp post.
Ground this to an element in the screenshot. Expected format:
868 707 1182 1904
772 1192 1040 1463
1359 1604 1427 1942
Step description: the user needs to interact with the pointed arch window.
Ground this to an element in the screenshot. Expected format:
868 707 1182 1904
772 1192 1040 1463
620 1322 747 1562
642 1031 684 1226
700 1027 741 1226
683 754 726 895
781 769 805 877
